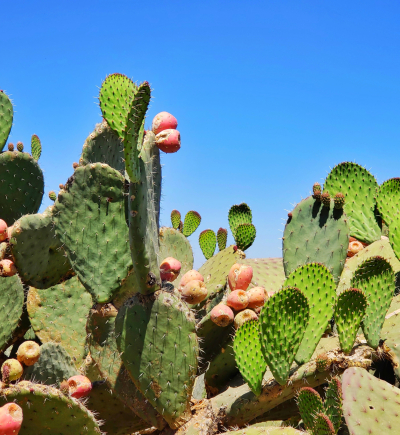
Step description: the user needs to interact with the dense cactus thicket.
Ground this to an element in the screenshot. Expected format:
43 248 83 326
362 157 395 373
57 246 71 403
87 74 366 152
0 75 400 435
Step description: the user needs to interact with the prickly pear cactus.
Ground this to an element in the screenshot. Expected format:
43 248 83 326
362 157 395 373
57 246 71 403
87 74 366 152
0 90 13 151
297 387 324 431
30 134 42 161
199 229 217 259
182 211 201 237
377 177 400 225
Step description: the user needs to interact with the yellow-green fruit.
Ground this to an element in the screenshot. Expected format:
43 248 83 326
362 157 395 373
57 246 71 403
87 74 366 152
17 341 40 366
1 359 23 382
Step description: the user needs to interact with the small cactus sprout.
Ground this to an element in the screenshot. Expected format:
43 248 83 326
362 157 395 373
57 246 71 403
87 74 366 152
155 129 181 153
217 227 228 251
321 191 331 207
247 286 268 309
16 142 23 152
313 182 322 200
66 375 92 399
180 280 208 304
152 111 178 135
227 290 249 311
170 209 181 229
0 260 17 277
48 191 57 201
0 220 7 242
179 269 204 288
7 143 14 152
228 263 253 291
234 309 258 329
334 192 345 209
72 162 79 169
0 403 23 435
16 341 40 366
159 257 182 282
347 240 364 257
316 353 330 372
210 303 235 327
1 359 23 383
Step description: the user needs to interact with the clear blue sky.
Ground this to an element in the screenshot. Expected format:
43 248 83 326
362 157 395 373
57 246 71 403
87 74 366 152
2 1 400 267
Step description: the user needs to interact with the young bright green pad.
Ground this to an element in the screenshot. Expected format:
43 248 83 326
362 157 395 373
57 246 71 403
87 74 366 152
10 206 72 288
324 162 380 244
314 413 335 435
116 290 199 429
324 377 343 433
343 367 400 435
182 210 201 237
334 288 367 354
0 91 13 151
171 209 181 229
0 381 102 434
233 319 266 396
259 287 309 385
284 263 336 365
229 203 252 240
31 134 42 160
351 256 395 348
199 229 217 259
283 195 349 283
377 178 400 225
217 227 228 251
296 387 324 431
53 163 133 302
235 222 256 251
0 151 44 225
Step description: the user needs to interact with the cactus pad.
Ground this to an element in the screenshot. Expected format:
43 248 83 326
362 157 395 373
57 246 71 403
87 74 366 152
377 178 400 225
314 413 335 435
235 223 256 251
228 203 252 240
0 91 13 151
182 210 201 237
324 377 342 433
31 134 42 160
239 257 285 293
217 227 228 251
171 210 181 229
199 229 217 259
159 227 193 277
296 387 324 431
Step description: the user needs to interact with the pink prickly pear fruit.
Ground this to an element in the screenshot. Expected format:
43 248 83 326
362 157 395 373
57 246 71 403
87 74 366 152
180 280 208 304
0 403 23 435
228 263 253 291
179 270 204 288
155 129 181 153
1 359 23 383
247 286 268 309
66 375 92 399
17 341 41 366
210 303 234 327
152 112 178 135
234 309 258 329
0 260 17 277
0 220 7 242
160 257 182 282
226 290 249 311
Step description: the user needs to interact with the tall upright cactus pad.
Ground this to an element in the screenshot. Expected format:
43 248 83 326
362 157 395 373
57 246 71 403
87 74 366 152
10 206 72 288
335 288 367 354
0 381 102 434
283 195 349 283
324 377 342 433
171 210 181 229
116 290 199 429
284 263 336 364
324 162 380 244
236 223 256 251
217 227 228 251
27 276 93 365
297 387 324 431
259 287 309 385
239 258 286 294
0 151 44 224
31 134 42 160
182 211 201 237
199 229 217 259
343 367 400 435
0 90 13 151
376 178 400 225
53 163 133 302
351 256 395 348
228 203 252 240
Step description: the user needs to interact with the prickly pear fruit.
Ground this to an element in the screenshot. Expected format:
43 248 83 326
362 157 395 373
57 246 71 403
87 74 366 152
16 142 23 152
48 191 57 202
0 220 7 242
16 341 40 366
227 290 249 310
347 240 364 257
0 260 16 277
1 359 23 383
247 286 268 309
313 182 322 200
234 309 258 329
321 191 331 207
7 143 14 152
152 112 178 135
210 303 234 327
179 269 204 288
228 263 253 291
160 257 182 282
334 192 345 209
0 403 23 435
155 129 181 153
66 375 92 399
180 280 208 304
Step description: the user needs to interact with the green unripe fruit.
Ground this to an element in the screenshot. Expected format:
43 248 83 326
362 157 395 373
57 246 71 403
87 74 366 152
16 142 23 152
1 359 23 382
48 191 56 201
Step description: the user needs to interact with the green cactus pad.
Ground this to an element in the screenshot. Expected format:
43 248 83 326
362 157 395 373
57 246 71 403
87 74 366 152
0 381 102 434
159 227 194 277
343 367 400 435
171 210 181 229
334 288 367 354
182 210 201 237
283 195 349 283
235 223 256 251
116 290 199 429
0 151 44 225
239 258 286 294
27 276 93 366
233 319 266 395
324 377 342 433
217 227 228 251
199 229 217 259
377 178 400 225
350 256 394 348
10 206 72 288
314 413 335 435
228 203 252 240
259 287 309 385
324 162 380 244
296 387 324 431
31 134 42 161
0 91 13 151
284 263 336 365
53 163 133 302
388 210 400 262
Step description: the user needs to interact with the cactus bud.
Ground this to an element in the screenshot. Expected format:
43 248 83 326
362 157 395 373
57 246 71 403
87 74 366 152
7 143 14 152
313 182 322 201
48 191 56 201
16 142 23 152
72 162 79 169
334 192 345 209
321 191 331 207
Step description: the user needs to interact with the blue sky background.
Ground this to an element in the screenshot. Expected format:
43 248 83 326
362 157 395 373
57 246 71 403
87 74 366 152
2 1 400 267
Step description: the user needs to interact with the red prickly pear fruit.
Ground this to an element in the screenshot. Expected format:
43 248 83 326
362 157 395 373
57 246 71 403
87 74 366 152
66 375 92 399
0 403 23 435
179 270 204 288
210 303 234 327
7 143 14 152
347 240 364 258
72 162 79 169
17 341 40 366
155 129 181 153
0 220 7 243
0 260 17 277
247 286 268 309
228 263 253 291
152 112 178 135
234 309 258 329
180 280 208 304
1 359 23 383
226 290 249 311
159 257 182 282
